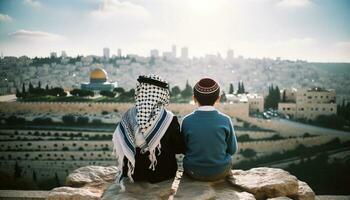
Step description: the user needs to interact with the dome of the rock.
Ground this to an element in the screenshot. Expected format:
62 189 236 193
81 68 117 93
90 68 107 82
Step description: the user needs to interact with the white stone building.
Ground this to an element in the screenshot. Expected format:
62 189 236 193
226 93 264 113
278 87 337 120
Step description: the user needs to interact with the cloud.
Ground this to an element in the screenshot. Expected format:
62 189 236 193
334 41 350 55
272 37 316 48
0 13 12 22
8 29 64 41
23 0 42 8
91 0 150 20
276 0 312 8
139 30 169 42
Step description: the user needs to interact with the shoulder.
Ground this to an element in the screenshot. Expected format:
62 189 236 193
181 111 195 124
217 111 233 124
164 109 179 125
182 110 196 121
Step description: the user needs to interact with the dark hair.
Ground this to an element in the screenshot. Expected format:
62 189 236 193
193 88 220 106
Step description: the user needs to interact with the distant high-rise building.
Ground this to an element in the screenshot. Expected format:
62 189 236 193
103 47 110 60
227 49 234 60
150 49 159 57
181 47 188 60
172 45 177 58
118 49 122 57
50 52 57 58
61 51 67 58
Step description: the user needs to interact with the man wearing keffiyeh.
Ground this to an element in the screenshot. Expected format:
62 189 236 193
112 74 185 188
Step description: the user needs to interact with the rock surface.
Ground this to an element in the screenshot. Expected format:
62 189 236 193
297 181 316 200
47 187 100 200
47 166 316 200
47 166 117 200
65 166 117 187
230 167 299 200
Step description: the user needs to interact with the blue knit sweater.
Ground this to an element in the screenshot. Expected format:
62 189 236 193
181 106 238 177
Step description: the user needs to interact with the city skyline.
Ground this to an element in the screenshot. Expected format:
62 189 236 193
0 0 350 62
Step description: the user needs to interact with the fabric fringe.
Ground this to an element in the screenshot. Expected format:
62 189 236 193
148 143 162 171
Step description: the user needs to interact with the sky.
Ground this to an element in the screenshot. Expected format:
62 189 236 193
0 0 349 62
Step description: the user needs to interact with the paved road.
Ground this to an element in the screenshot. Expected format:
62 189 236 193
0 94 16 102
258 147 350 168
271 118 350 137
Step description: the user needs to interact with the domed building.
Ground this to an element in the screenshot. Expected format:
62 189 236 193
81 68 117 93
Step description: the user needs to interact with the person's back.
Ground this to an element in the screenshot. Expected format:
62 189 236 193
182 78 238 181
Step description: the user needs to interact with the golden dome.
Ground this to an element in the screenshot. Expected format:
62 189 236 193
90 68 107 81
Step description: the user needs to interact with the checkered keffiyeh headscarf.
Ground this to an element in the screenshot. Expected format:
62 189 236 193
135 74 170 133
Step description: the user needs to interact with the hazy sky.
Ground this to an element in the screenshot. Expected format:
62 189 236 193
0 0 349 62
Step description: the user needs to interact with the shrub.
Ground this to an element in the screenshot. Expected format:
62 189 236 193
76 116 89 125
5 116 25 125
240 148 257 158
303 132 311 138
32 117 53 125
100 90 116 98
102 147 110 151
237 134 251 142
243 122 250 128
91 119 102 125
70 89 94 97
62 115 76 124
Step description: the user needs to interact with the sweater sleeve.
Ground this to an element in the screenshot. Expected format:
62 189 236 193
170 116 186 154
226 117 238 155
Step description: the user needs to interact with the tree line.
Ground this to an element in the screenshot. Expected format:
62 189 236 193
264 84 281 109
16 82 67 99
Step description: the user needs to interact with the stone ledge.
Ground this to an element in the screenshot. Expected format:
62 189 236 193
45 166 318 200
316 196 350 200
0 190 49 200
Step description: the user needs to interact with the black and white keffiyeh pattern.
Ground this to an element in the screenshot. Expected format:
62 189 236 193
135 74 170 134
112 74 173 188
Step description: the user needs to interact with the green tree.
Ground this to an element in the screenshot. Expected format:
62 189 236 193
22 83 26 93
264 84 281 109
38 81 41 89
241 148 256 158
237 82 241 94
220 91 227 103
282 90 287 102
100 90 116 98
113 87 125 94
69 89 93 97
62 115 76 124
229 83 234 94
181 80 193 99
241 82 245 94
237 81 245 94
15 88 21 98
76 116 89 125
171 86 181 97
29 82 34 93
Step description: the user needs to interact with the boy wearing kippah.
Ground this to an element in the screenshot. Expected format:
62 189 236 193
181 78 238 181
